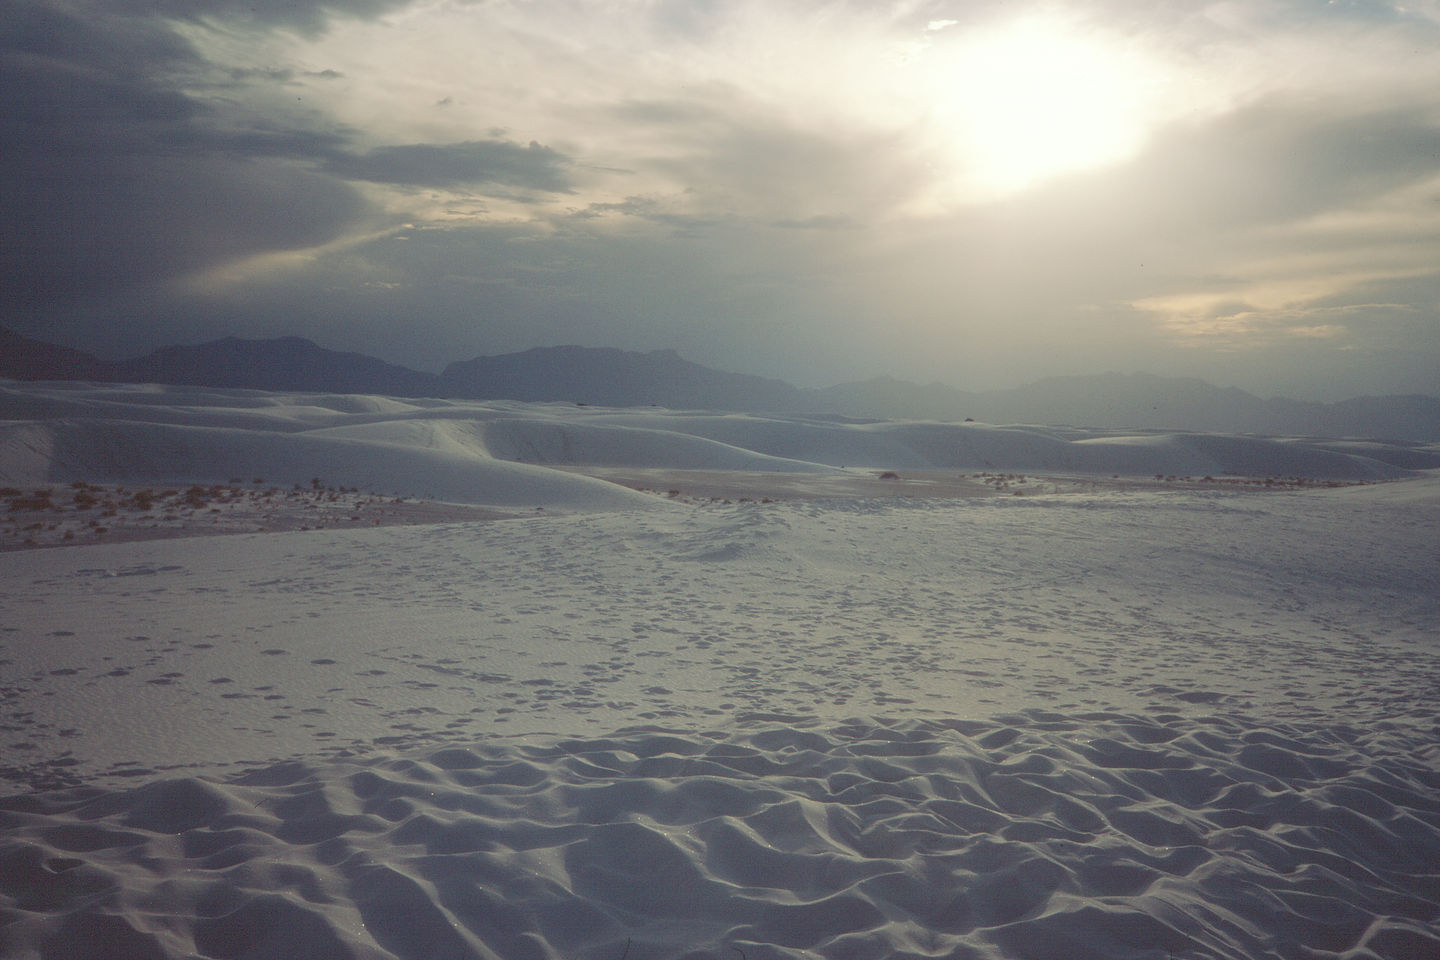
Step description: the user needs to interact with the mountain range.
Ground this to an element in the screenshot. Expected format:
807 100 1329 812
4 326 1438 440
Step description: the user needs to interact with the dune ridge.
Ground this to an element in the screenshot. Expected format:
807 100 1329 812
4 383 1436 506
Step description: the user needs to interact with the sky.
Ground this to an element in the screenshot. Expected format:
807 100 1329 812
4 0 1440 400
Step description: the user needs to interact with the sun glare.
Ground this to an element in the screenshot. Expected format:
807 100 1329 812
922 18 1160 200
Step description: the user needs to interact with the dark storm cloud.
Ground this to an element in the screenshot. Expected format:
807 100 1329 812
3 0 195 75
0 1 372 314
100 0 417 38
327 140 575 193
1 0 572 322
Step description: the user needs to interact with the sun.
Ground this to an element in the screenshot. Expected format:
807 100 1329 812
921 17 1159 200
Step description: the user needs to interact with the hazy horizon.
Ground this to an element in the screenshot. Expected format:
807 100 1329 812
14 325 1440 405
5 0 1439 402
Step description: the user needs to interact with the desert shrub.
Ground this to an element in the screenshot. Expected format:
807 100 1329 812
8 492 56 512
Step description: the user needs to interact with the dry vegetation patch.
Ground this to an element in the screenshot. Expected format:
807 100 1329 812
1 481 511 551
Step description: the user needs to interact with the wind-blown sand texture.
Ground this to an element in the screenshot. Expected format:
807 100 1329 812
4 715 1438 960
2 380 1438 959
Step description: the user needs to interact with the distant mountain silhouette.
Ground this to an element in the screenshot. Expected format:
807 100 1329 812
1 328 442 396
803 376 981 421
109 335 444 397
3 327 1437 439
441 345 804 410
1 327 114 381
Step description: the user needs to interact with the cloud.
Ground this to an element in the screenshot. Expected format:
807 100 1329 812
0 1 374 314
4 0 1439 399
4 0 196 74
0 1 574 322
594 94 927 225
102 0 415 38
326 140 575 193
769 215 858 231
1132 102 1440 228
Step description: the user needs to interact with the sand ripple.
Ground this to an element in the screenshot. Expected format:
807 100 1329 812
2 711 1438 959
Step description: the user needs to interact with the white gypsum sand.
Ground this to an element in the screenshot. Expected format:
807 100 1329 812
1 380 1438 959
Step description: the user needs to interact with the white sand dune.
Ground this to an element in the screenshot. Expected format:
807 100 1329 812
2 416 652 511
1 380 1438 959
4 713 1438 960
5 382 1435 500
